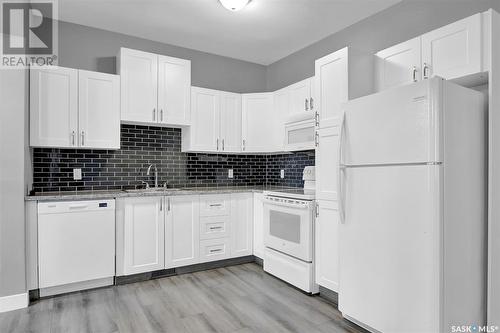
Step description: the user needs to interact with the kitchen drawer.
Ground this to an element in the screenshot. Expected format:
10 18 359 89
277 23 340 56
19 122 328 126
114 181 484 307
199 194 230 216
200 216 230 240
199 238 230 263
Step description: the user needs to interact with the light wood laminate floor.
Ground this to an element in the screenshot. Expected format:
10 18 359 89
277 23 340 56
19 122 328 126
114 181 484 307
0 263 365 333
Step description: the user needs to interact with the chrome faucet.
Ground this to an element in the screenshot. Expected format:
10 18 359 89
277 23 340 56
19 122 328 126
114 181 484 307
146 164 158 188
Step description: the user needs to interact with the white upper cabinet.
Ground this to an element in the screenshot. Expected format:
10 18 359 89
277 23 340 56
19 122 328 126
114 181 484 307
421 13 482 81
375 12 490 91
116 197 165 276
78 70 120 149
119 48 158 123
242 93 281 152
289 78 314 114
158 55 191 125
220 92 242 153
30 67 78 148
230 193 253 258
119 48 191 126
165 195 200 268
375 37 422 91
30 66 120 149
182 87 241 153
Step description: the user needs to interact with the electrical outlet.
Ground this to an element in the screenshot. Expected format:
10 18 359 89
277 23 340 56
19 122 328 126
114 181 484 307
73 168 82 180
228 169 234 179
280 169 285 179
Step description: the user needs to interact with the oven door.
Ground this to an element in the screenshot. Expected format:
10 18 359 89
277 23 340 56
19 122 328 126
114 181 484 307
263 196 314 262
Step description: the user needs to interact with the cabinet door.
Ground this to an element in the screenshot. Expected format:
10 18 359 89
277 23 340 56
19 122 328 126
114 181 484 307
421 13 482 81
314 48 348 129
274 87 291 126
119 48 158 124
220 92 242 153
30 67 78 148
242 93 278 152
289 78 312 114
158 55 191 126
199 238 230 263
316 126 340 202
315 200 339 292
375 37 422 91
165 195 200 268
253 192 265 259
78 70 120 149
119 197 165 275
230 193 253 258
189 87 220 152
200 194 230 217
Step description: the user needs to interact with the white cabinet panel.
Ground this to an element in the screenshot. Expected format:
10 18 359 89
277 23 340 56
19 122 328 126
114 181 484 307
30 67 78 148
220 92 242 153
230 193 253 258
242 93 279 152
158 55 191 126
375 37 421 91
200 194 230 217
274 87 291 126
78 70 120 149
200 216 230 240
289 78 312 114
187 87 220 152
316 126 340 202
165 195 200 268
253 192 265 259
119 48 158 123
315 200 339 292
200 238 230 263
422 13 482 81
117 197 165 275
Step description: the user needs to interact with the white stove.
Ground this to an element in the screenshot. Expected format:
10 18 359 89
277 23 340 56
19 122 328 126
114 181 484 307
262 166 319 294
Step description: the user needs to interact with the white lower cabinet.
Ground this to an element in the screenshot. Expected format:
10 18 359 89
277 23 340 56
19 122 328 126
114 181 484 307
165 195 200 268
230 193 253 258
200 238 230 263
116 197 165 276
315 200 340 292
253 192 265 259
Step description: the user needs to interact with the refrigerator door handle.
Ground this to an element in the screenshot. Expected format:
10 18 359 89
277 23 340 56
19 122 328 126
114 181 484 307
338 112 346 224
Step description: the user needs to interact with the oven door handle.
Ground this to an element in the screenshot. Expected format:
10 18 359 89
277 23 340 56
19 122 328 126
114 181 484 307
263 198 310 209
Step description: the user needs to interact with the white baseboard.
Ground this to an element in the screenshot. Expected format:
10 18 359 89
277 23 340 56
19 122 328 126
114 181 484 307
0 293 28 313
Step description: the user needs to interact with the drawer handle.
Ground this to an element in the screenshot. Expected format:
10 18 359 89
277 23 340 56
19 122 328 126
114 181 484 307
209 248 223 254
209 226 223 230
209 204 223 207
69 205 88 209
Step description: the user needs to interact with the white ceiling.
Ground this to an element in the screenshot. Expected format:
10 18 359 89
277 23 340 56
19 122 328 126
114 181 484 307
59 0 402 65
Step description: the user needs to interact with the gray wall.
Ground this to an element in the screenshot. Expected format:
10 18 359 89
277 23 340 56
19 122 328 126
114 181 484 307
0 68 27 298
58 21 267 94
266 0 500 91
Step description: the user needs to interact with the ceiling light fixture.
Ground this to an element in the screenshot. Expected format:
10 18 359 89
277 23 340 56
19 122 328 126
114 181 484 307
219 0 250 12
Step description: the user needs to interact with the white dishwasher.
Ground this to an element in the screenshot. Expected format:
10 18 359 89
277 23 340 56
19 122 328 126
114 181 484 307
38 200 115 296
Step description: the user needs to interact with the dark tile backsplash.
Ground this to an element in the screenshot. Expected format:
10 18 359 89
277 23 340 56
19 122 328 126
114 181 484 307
32 125 315 193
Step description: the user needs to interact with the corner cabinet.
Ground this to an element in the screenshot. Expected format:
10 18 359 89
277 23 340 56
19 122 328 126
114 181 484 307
230 193 253 258
182 87 241 153
116 197 165 276
30 66 120 149
118 48 191 126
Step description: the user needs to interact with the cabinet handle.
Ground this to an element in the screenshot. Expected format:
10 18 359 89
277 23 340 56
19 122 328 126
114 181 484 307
71 131 75 146
315 203 319 218
168 198 171 211
81 131 85 146
160 199 163 211
310 97 314 110
412 66 417 82
315 111 320 127
160 109 163 122
242 139 246 151
209 248 223 254
423 63 429 79
222 139 225 151
217 138 219 151
315 131 319 147
209 226 223 230
153 108 156 121
305 98 309 111
209 203 223 207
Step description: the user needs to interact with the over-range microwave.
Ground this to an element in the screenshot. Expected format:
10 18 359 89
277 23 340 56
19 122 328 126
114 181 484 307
284 117 316 151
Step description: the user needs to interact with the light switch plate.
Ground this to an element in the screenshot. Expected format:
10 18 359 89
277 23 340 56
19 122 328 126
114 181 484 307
280 169 285 179
73 168 82 180
228 169 234 179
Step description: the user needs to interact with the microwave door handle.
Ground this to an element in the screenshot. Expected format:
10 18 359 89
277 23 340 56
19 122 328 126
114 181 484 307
338 111 346 224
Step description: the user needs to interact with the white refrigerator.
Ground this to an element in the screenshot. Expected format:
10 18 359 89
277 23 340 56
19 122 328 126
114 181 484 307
338 77 487 333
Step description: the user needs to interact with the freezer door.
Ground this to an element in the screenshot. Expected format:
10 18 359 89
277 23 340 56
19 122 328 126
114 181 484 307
339 165 441 333
343 79 441 166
